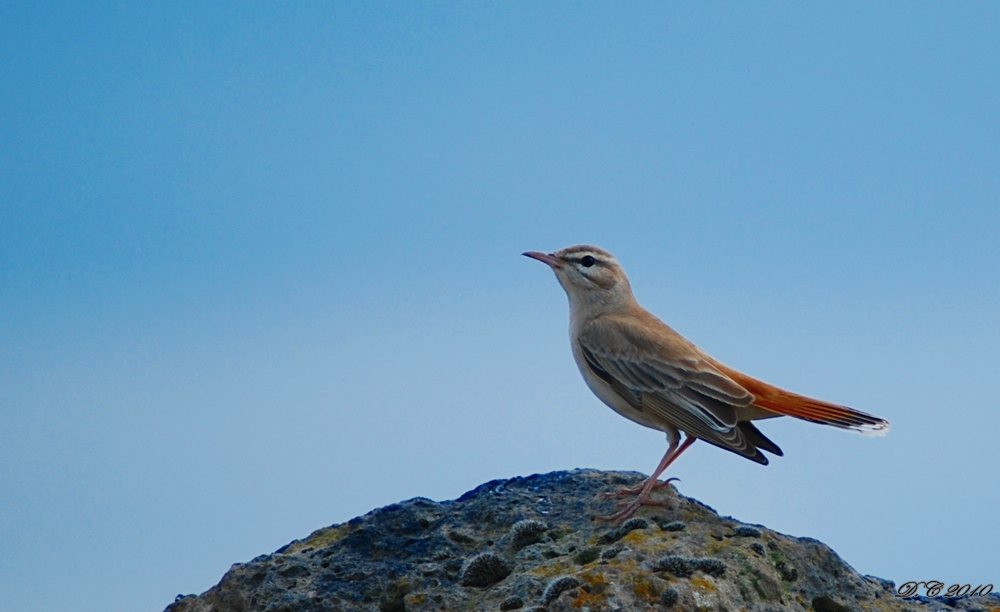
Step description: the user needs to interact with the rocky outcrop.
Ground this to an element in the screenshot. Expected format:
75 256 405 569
166 470 998 611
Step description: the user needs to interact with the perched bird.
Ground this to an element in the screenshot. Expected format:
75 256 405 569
524 245 889 521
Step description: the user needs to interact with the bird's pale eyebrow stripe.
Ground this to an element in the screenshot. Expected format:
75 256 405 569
560 246 609 257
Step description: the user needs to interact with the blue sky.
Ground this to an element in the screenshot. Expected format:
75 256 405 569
2 3 998 610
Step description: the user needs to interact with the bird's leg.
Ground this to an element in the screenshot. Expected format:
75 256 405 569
600 434 687 498
598 435 696 522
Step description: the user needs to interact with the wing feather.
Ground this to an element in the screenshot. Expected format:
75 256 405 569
578 316 773 463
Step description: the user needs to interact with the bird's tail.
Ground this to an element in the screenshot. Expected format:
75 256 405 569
717 366 890 435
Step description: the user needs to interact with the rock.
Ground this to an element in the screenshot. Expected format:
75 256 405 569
571 546 600 565
812 595 849 611
163 469 1000 612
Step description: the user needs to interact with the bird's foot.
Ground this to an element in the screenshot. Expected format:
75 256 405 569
599 477 679 499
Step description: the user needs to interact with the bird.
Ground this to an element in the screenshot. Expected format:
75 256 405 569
524 245 889 521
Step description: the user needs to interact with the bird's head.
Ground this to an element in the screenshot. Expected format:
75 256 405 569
523 245 635 311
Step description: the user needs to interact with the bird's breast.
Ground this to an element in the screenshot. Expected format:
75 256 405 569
569 340 669 433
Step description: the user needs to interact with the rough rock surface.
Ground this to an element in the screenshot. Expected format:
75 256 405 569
166 470 998 612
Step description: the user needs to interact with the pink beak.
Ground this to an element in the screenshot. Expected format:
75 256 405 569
523 251 563 269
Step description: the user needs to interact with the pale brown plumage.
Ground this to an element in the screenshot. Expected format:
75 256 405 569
524 244 888 520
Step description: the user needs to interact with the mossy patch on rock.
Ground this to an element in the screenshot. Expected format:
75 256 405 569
459 552 512 587
507 519 549 551
541 576 582 604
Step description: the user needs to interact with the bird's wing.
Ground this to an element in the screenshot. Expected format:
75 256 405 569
579 316 774 463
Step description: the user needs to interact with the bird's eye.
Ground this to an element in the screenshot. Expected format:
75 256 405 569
580 255 596 268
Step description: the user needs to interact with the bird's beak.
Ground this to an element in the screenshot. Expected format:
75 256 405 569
523 251 563 269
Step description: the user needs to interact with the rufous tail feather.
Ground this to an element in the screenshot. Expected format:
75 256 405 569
718 366 889 435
